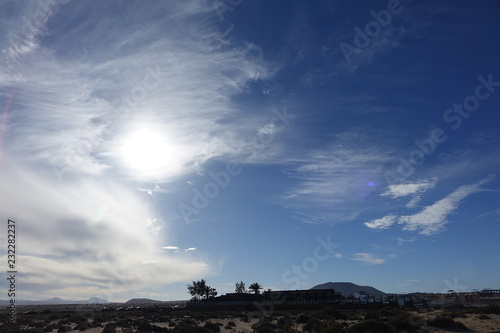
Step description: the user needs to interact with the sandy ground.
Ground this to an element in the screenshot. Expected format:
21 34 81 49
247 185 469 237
440 313 500 333
57 313 500 333
9 308 500 332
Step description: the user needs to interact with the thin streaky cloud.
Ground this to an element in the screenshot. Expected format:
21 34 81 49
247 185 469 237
282 141 393 224
398 177 494 235
395 237 416 246
350 253 385 265
2 1 275 183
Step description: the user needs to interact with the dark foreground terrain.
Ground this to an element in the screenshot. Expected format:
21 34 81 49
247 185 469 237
1 303 500 332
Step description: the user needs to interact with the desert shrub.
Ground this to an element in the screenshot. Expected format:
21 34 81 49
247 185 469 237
76 323 90 331
49 313 60 320
227 321 236 327
296 314 311 324
363 311 379 320
179 318 198 327
137 322 167 332
102 323 118 333
346 311 362 321
252 321 277 333
347 320 396 333
56 326 70 333
303 318 321 332
474 304 500 315
31 321 45 328
116 319 130 327
193 314 206 321
203 321 220 332
389 310 422 332
277 316 293 329
427 316 468 330
310 307 344 321
174 326 213 333
478 314 491 320
90 319 102 327
313 319 346 333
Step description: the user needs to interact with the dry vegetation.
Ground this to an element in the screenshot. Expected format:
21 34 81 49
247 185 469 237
1 304 499 333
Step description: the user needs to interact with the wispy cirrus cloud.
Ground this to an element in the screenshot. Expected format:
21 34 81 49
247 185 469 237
1 1 274 182
395 237 416 246
350 253 385 265
282 139 393 224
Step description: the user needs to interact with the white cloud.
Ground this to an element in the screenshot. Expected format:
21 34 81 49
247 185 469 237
351 253 385 265
185 247 197 252
364 215 397 230
0 160 211 300
382 178 437 208
162 246 180 250
398 177 492 235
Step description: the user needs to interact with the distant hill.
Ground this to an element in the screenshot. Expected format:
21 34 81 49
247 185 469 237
311 282 387 297
0 297 110 305
125 298 163 304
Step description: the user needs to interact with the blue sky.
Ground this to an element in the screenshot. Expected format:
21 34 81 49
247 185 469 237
0 0 499 302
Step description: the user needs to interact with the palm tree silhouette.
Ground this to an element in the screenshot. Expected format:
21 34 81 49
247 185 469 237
249 282 262 294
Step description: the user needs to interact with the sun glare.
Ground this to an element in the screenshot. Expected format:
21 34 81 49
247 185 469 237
120 129 170 172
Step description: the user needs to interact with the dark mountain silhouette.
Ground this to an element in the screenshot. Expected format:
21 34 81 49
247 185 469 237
125 298 163 304
311 282 387 297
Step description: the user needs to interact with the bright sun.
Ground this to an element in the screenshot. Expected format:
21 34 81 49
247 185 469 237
120 129 170 172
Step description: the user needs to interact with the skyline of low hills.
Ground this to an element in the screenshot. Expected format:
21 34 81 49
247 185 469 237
2 282 496 305
0 297 110 306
